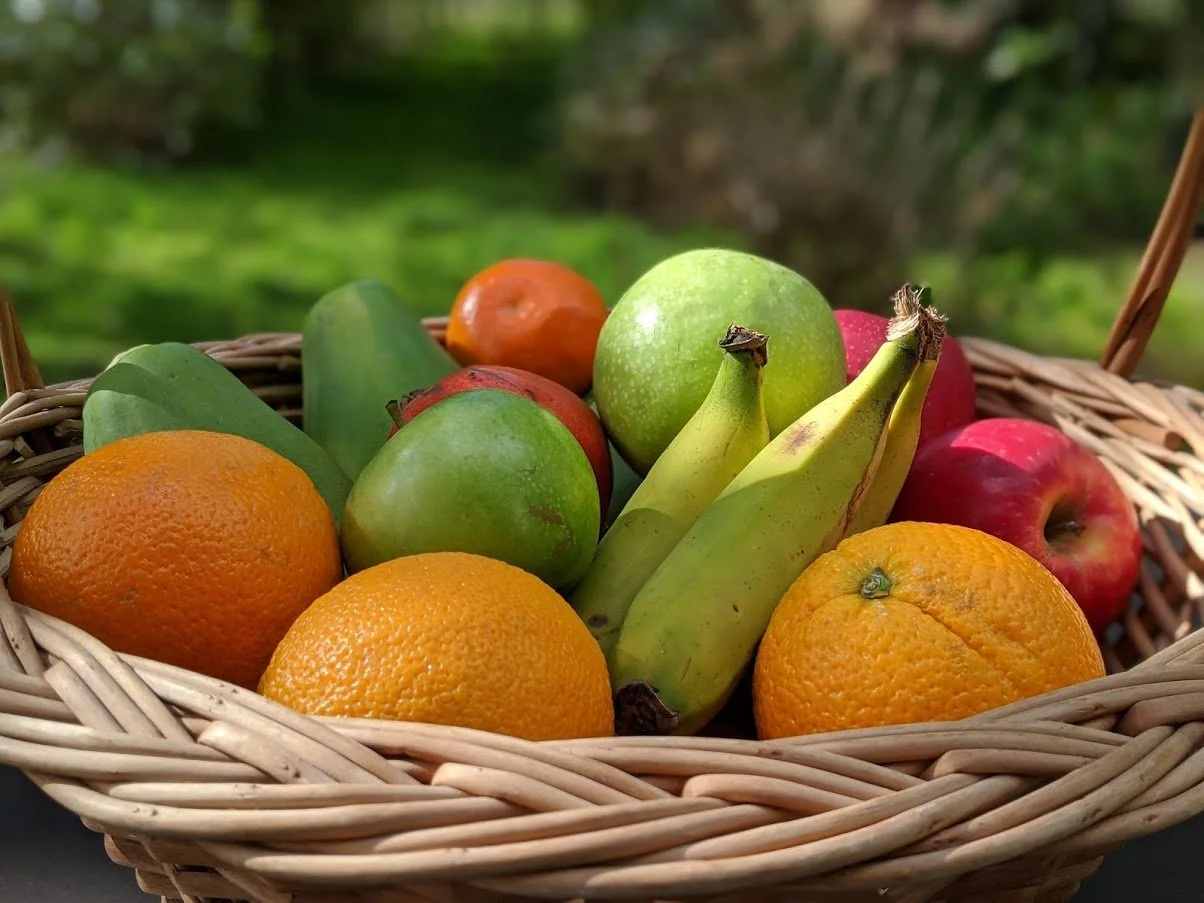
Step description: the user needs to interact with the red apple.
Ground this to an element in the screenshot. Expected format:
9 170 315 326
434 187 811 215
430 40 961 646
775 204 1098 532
389 365 613 514
890 417 1142 633
834 307 977 450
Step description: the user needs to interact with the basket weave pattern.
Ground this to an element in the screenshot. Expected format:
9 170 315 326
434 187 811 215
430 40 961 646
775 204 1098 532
0 112 1202 902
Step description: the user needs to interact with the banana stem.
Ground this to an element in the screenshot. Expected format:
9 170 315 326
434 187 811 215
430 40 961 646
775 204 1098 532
887 283 947 364
718 324 769 368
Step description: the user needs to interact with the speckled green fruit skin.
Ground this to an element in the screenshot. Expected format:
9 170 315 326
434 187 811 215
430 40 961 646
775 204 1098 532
340 389 600 590
593 248 846 475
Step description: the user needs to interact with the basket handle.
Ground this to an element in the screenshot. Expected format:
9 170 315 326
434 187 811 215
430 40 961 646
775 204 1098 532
1099 107 1204 378
0 289 45 397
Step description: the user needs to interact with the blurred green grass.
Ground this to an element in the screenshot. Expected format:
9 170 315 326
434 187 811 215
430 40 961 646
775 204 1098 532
2 156 734 385
7 154 1202 390
2 44 1202 390
0 51 736 386
912 245 1204 387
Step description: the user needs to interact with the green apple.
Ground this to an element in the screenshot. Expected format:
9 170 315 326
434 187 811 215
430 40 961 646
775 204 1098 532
593 248 846 474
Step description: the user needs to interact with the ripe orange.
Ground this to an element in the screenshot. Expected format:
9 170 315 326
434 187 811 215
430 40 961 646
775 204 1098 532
445 258 609 395
8 429 343 690
753 521 1106 740
258 551 615 741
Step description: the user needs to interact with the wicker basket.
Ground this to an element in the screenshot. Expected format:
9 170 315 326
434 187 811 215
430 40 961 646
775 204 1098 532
1 113 1203 903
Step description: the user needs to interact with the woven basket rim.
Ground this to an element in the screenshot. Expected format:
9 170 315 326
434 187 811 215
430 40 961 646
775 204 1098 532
0 326 1201 901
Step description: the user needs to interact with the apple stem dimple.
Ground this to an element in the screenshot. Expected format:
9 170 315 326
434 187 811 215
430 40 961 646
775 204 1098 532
1045 501 1086 547
860 567 893 599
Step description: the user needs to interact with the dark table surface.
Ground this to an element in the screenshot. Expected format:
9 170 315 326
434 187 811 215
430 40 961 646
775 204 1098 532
1 763 1200 902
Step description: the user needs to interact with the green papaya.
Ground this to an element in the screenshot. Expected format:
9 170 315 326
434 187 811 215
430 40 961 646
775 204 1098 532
82 343 353 525
302 279 459 482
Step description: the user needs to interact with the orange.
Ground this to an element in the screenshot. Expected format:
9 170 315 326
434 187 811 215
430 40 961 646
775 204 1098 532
258 551 615 741
8 429 343 690
753 521 1106 740
445 258 609 395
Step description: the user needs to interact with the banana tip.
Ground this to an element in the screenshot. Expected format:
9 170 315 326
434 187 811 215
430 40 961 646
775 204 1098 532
614 681 680 736
886 283 947 363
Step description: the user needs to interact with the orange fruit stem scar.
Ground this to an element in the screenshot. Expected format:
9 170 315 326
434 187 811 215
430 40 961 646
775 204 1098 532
859 567 892 599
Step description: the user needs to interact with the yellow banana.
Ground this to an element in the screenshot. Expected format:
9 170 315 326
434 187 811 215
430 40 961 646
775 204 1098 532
570 324 771 657
843 287 942 537
609 285 947 736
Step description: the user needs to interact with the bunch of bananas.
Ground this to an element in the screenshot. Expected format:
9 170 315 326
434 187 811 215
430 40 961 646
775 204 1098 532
569 284 947 736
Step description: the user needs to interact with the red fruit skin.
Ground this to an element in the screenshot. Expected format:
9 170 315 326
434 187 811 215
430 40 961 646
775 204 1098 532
834 308 978 450
890 417 1144 634
392 365 613 515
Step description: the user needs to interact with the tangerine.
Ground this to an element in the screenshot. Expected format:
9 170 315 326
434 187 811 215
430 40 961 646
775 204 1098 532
753 521 1106 739
258 551 615 741
445 258 609 395
8 429 343 689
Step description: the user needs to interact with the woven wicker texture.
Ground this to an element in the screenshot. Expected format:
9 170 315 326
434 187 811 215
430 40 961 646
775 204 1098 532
0 111 1201 903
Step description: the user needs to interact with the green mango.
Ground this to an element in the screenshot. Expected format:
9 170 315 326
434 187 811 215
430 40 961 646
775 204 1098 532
83 342 352 526
302 278 460 482
341 389 600 591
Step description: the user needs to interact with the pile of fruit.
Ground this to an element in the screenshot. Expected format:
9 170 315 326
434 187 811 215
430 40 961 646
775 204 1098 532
7 249 1144 743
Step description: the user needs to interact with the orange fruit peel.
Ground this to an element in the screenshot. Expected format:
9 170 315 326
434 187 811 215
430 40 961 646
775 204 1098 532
753 520 1107 739
445 258 609 395
258 551 615 741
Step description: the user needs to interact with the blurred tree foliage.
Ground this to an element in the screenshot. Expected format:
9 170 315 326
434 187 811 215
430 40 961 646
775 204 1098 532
0 0 566 166
1 0 1200 312
556 0 1202 309
0 0 277 164
255 1 365 85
